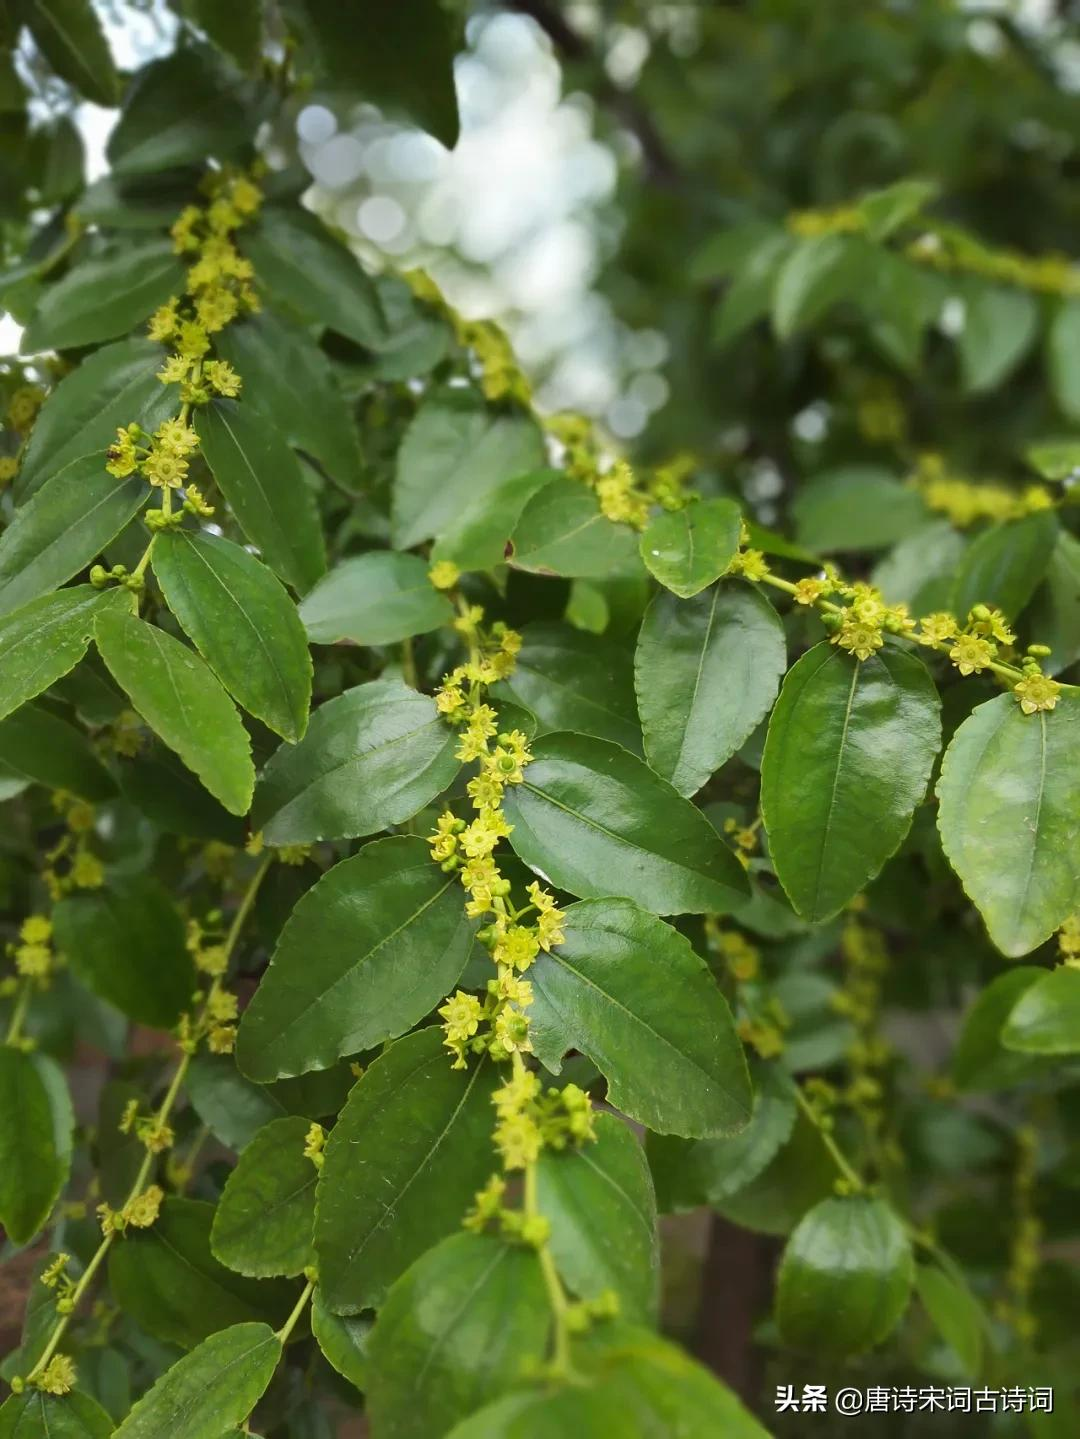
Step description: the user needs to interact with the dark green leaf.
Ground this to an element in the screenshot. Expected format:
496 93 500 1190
0 1048 72 1245
915 1263 984 1375
95 608 255 815
761 643 941 922
712 1108 839 1237
950 511 1058 621
311 1288 370 1392
252 679 460 844
23 0 119 107
153 529 312 742
639 499 742 598
106 48 252 176
196 400 327 595
109 1198 293 1350
1027 531 1080 675
111 1322 281 1439
494 622 641 753
117 739 246 844
776 1194 914 1354
216 311 361 487
186 1054 354 1153
0 454 148 618
793 466 929 553
431 470 555 573
872 520 966 613
241 208 387 349
502 732 750 916
192 0 261 68
1048 299 1080 421
636 583 786 797
392 391 545 551
527 898 751 1137
937 691 1080 956
53 876 195 1027
298 551 452 647
958 284 1038 394
366 1233 549 1439
22 241 184 353
509 479 641 579
211 1116 316 1277
0 701 116 801
0 587 122 725
1002 965 1080 1055
952 967 1046 1091
0 1391 113 1439
237 836 474 1081
537 1113 658 1323
314 1028 497 1312
98 1080 145 1206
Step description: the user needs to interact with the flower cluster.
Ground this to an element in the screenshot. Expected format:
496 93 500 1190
707 918 789 1059
179 914 241 1054
913 453 1054 527
42 793 104 899
7 913 55 986
97 1183 164 1237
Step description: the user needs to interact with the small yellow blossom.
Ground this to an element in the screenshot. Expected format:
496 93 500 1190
832 616 884 661
793 576 828 605
1014 673 1061 715
123 1185 163 1229
147 299 180 342
157 353 190 385
155 418 198 456
142 449 188 489
203 359 241 397
729 548 770 582
36 1354 77 1396
303 1123 326 1168
949 634 995 676
429 560 460 590
919 612 959 644
0 456 18 483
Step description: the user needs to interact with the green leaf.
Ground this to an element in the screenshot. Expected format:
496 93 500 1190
187 1054 354 1153
793 466 929 552
494 622 641 753
106 48 252 177
772 233 857 339
98 1080 145 1206
392 391 545 551
237 836 474 1081
936 691 1080 956
527 898 751 1137
639 499 742 598
503 732 749 916
712 1107 840 1237
0 701 116 801
251 679 460 844
0 1391 113 1439
153 529 312 742
0 587 123 725
311 1287 370 1391
0 1048 72 1245
857 177 938 239
22 0 119 107
712 231 793 346
509 478 641 579
13 337 175 501
952 967 1046 1091
109 1198 293 1350
872 520 966 613
915 1262 984 1376
241 208 388 349
22 240 184 353
216 310 361 487
95 607 255 815
958 284 1039 394
211 1117 316 1278
1027 531 1080 675
636 583 786 797
950 511 1058 621
118 739 245 844
537 1113 658 1323
0 454 148 618
53 877 196 1028
111 1322 281 1439
1001 965 1080 1055
192 0 261 68
314 1028 497 1312
761 643 941 922
431 470 555 573
1048 299 1080 421
298 551 452 647
195 400 327 595
365 1233 550 1439
647 1061 798 1212
776 1194 914 1354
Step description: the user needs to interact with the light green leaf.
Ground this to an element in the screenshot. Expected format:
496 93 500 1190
53 876 196 1028
365 1233 550 1439
950 511 1058 621
95 607 255 815
0 454 148 618
509 478 641 579
0 586 124 725
22 240 184 353
0 701 116 801
13 337 175 501
915 1263 984 1375
112 1322 281 1439
216 310 361 487
793 466 929 553
211 1117 316 1277
537 1113 659 1323
636 583 786 797
1027 531 1080 674
237 836 474 1081
952 967 1046 1091
23 0 119 107
711 231 793 346
772 233 858 339
1001 965 1080 1054
251 679 460 845
527 898 751 1137
0 1390 113 1439
872 520 966 613
392 390 545 551
0 1048 72 1245
196 400 327 595
502 733 749 915
153 529 312 742
106 48 252 176
431 470 555 573
639 498 742 597
314 1028 497 1312
242 207 388 349
298 551 452 647
109 1199 293 1350
311 1287 370 1392
494 622 641 753
1048 299 1080 421
937 690 1080 956
958 284 1039 394
761 643 941 922
776 1194 914 1354
857 177 938 239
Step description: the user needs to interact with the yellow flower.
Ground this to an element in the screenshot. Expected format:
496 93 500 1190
147 299 180 342
918 612 958 644
122 1184 163 1229
494 1109 542 1168
177 321 210 358
21 914 53 945
37 1354 77 1396
429 560 460 590
105 425 139 478
439 990 483 1045
157 353 191 385
832 615 883 662
793 577 828 605
1014 673 1061 715
142 449 189 489
171 205 203 253
154 418 198 456
729 548 770 582
493 925 540 972
229 175 263 216
203 359 242 397
0 455 18 484
949 634 995 676
196 285 239 333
